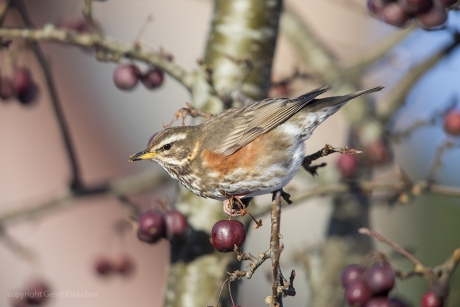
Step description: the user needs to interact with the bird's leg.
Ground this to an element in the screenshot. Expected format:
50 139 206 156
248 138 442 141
272 188 293 204
221 192 262 228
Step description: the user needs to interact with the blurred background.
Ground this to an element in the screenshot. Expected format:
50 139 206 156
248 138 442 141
0 0 459 307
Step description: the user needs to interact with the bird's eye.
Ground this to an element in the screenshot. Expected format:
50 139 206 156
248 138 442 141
163 144 172 150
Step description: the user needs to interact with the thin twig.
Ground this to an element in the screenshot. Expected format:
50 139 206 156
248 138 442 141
0 24 194 90
14 0 83 189
270 192 282 307
358 228 431 277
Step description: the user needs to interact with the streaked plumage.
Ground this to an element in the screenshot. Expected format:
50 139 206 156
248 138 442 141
130 86 383 200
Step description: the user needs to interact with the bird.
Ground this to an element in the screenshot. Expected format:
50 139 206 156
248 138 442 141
129 85 382 213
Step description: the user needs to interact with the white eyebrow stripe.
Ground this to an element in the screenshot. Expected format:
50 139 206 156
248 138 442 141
157 133 187 147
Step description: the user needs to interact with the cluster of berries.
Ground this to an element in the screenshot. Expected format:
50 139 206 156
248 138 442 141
137 209 188 244
367 0 456 28
94 254 135 277
113 64 165 91
342 263 405 307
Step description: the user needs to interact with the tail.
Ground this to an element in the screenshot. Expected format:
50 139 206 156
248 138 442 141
305 86 384 111
297 86 383 140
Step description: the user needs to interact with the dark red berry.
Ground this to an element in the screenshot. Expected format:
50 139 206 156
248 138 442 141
210 220 246 253
0 77 15 100
116 255 135 276
17 82 39 105
12 68 32 94
366 264 396 295
164 210 188 240
367 140 391 165
368 0 395 14
25 279 49 305
381 2 412 27
345 281 372 307
416 6 448 28
398 0 432 13
364 297 392 307
137 210 166 243
337 154 359 178
94 256 113 276
421 291 444 307
141 67 164 89
443 109 460 136
113 64 141 90
342 264 365 288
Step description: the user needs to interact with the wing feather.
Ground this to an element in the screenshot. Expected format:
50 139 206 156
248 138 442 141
214 85 331 156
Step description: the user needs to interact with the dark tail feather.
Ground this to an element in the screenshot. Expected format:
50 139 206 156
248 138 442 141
306 86 384 111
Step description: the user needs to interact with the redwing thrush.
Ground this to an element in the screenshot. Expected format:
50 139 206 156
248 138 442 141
129 86 382 204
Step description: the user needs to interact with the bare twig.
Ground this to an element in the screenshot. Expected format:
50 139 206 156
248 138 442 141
427 140 458 182
253 179 460 217
303 144 361 175
0 24 194 90
14 0 83 189
270 192 282 307
358 228 432 278
82 0 102 35
0 170 170 226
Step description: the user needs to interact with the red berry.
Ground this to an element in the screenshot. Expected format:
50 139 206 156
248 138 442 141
421 291 444 307
12 68 32 94
381 2 412 27
116 255 135 276
113 64 141 90
398 0 432 13
366 264 396 295
443 109 460 136
342 264 365 288
367 140 391 165
0 77 15 100
25 279 49 305
164 210 188 240
94 256 113 276
416 6 448 28
141 67 164 89
345 281 372 307
368 0 396 14
17 82 39 105
137 210 166 243
210 220 246 253
337 154 359 178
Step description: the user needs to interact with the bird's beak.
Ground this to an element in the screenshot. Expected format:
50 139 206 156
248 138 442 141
128 150 156 162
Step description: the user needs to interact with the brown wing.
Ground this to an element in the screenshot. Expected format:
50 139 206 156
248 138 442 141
212 85 331 156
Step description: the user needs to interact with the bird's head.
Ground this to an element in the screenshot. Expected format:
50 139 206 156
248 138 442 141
129 126 198 175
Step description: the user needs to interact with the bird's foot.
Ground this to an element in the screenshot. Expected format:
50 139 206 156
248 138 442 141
272 188 293 204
